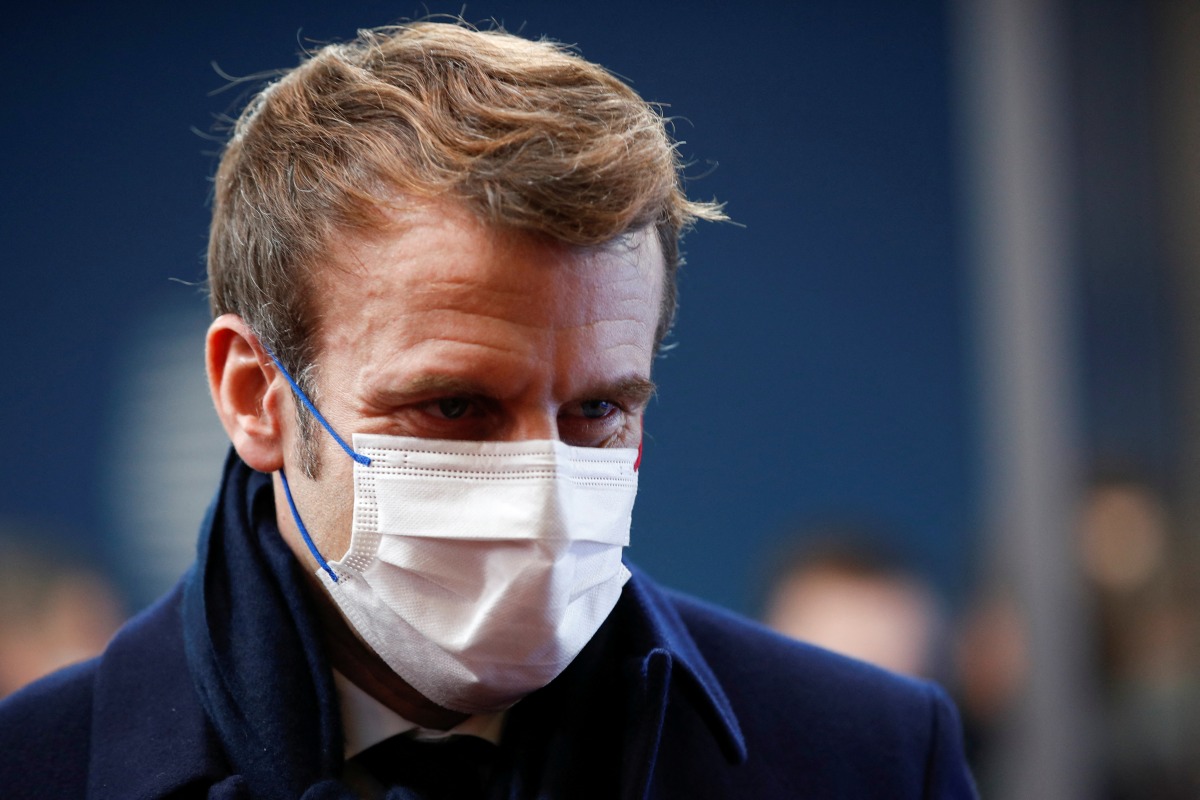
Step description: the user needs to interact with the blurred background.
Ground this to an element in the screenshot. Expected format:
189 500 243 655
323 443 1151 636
1 0 1195 796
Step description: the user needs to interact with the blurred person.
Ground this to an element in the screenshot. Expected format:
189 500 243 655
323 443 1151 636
951 581 1030 795
0 20 976 798
0 530 124 698
760 532 944 679
757 530 1036 794
1075 474 1200 799
952 473 1200 799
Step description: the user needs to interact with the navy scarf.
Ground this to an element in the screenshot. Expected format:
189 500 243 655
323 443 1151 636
181 451 358 799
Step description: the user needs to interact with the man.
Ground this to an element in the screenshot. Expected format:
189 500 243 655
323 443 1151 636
0 21 976 798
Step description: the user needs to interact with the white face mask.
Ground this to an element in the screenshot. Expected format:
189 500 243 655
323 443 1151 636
272 359 637 714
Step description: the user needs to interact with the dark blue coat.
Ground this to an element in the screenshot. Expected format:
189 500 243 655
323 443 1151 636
0 574 975 798
0 456 977 797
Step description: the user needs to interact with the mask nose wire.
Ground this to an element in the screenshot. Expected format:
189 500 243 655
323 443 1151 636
266 349 372 584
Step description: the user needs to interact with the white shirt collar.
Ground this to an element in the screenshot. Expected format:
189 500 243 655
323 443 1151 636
332 670 507 759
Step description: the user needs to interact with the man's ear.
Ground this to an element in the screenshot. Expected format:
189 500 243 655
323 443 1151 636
206 314 286 473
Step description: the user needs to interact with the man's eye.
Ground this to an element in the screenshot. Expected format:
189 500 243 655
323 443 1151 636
578 400 616 419
432 397 472 419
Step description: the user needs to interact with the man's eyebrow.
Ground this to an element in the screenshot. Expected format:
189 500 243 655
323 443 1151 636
370 375 658 405
371 375 488 404
586 376 658 406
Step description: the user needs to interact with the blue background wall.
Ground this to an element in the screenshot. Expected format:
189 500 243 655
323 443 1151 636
0 1 975 615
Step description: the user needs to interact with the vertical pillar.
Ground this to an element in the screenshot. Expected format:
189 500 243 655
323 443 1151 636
951 0 1096 796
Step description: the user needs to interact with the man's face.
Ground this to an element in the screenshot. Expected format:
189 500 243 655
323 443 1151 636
274 200 664 569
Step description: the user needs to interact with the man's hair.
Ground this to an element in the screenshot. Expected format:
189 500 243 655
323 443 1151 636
206 21 723 473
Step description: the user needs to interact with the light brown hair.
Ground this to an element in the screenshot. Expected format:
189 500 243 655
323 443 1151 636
207 21 723 469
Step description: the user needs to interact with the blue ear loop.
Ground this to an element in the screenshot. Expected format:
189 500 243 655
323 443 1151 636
266 350 373 584
277 469 338 583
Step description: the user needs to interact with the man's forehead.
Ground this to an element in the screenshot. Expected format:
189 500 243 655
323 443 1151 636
300 200 664 364
314 199 664 295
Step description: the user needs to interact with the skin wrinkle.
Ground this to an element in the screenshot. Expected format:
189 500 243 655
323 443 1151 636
398 273 653 334
352 309 652 343
396 306 566 334
353 332 635 380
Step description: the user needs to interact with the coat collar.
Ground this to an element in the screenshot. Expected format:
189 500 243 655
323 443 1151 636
620 564 748 766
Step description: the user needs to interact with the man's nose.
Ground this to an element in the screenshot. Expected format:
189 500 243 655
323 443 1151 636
504 410 558 442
